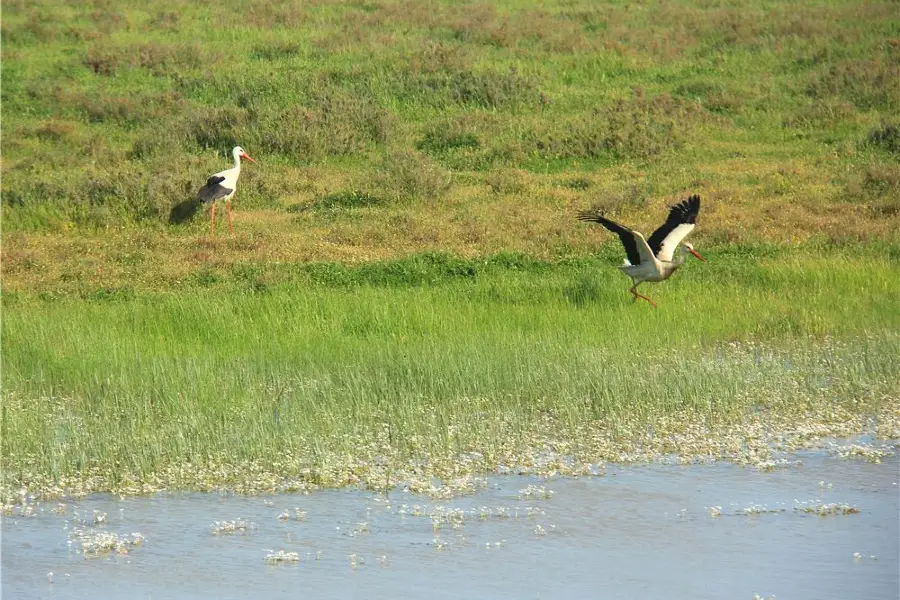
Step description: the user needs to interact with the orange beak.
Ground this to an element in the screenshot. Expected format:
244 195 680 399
241 153 257 164
689 247 707 262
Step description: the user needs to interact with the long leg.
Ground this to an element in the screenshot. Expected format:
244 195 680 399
227 199 233 233
629 283 657 308
210 202 216 238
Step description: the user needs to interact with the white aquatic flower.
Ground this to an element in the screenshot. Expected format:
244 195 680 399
265 550 299 565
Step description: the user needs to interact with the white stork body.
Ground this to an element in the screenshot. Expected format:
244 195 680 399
577 195 706 307
197 146 256 237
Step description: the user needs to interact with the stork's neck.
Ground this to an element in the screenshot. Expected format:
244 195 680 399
232 149 242 172
672 245 689 266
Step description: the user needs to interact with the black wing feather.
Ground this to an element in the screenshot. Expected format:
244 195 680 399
197 176 233 204
577 211 642 265
646 195 700 256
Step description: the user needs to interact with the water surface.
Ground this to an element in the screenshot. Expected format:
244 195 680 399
3 450 898 599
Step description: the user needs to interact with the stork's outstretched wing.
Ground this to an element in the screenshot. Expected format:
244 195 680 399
647 195 701 261
577 211 655 267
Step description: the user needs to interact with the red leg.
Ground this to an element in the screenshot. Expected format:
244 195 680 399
210 202 216 238
629 285 657 308
227 199 233 233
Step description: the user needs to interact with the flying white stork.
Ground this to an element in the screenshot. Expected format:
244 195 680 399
196 146 257 237
577 194 706 307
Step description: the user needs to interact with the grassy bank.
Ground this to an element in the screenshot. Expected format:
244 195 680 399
3 247 899 500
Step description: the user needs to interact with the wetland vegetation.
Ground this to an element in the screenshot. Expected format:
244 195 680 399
2 0 899 502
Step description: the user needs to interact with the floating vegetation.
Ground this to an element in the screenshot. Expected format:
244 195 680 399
264 550 299 565
407 476 489 500
278 508 307 521
348 553 363 568
741 504 786 516
211 519 256 535
827 443 896 463
794 501 860 516
398 502 552 537
533 523 556 537
518 485 555 500
753 458 801 472
3 500 36 517
69 528 143 557
705 503 790 517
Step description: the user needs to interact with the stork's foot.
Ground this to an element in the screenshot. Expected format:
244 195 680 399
629 286 657 308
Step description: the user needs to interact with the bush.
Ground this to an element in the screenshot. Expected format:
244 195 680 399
417 128 480 155
314 190 386 210
674 81 744 115
807 59 900 111
395 45 538 108
371 150 451 202
190 106 252 150
260 87 392 159
84 41 205 77
845 163 900 216
582 182 650 214
782 100 855 129
484 169 526 194
33 120 79 142
865 122 900 154
532 93 699 161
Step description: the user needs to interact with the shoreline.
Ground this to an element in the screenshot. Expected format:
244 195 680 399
5 399 898 506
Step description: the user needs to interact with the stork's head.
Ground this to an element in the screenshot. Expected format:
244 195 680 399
233 146 257 163
683 242 706 262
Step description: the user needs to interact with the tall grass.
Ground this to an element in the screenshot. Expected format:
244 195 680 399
3 250 899 496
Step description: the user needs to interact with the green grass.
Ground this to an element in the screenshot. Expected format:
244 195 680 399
2 0 898 240
3 247 899 498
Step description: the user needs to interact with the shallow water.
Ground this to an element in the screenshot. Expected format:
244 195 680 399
3 450 898 600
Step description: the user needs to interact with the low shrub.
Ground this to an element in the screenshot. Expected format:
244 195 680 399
531 93 699 161
865 122 900 154
370 149 451 202
807 59 900 111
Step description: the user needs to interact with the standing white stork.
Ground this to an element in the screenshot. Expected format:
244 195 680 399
196 146 257 238
577 194 706 307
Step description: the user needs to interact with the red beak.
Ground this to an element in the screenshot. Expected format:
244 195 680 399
689 248 707 262
241 153 257 164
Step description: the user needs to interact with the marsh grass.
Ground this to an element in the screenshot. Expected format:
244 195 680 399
3 249 899 500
